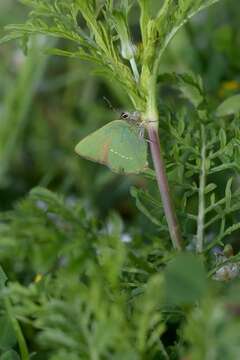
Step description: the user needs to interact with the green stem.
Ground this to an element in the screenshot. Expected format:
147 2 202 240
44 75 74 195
144 52 182 250
196 125 206 253
4 297 29 360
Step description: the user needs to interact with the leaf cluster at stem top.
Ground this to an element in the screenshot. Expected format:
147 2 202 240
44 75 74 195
0 0 222 113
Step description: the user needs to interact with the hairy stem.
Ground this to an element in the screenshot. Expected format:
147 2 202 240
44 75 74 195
196 125 206 253
147 124 182 250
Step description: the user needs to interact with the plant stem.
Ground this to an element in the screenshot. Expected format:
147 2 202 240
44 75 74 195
147 124 182 250
4 297 29 360
145 63 182 250
196 124 206 253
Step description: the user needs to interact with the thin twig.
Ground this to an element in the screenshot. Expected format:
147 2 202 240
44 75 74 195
4 297 30 360
196 125 206 253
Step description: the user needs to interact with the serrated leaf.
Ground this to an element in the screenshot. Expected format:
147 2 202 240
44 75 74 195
224 223 240 237
158 72 204 108
155 1 222 75
204 183 217 194
179 77 204 108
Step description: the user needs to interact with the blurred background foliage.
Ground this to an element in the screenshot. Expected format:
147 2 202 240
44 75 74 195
0 0 240 219
1 0 240 358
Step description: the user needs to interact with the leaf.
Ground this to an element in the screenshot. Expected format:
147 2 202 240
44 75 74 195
130 187 163 227
209 162 239 174
0 266 7 291
219 129 227 148
138 0 150 46
75 120 148 174
158 72 204 108
0 33 23 45
215 94 240 116
164 253 207 306
155 0 222 64
0 350 20 360
204 183 217 194
112 10 134 60
0 316 17 351
223 223 240 238
178 116 185 136
225 177 233 210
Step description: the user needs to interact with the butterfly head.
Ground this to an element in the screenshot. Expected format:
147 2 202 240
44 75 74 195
120 111 141 123
120 112 131 120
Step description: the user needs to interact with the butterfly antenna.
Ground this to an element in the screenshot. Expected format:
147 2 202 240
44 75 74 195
103 96 118 114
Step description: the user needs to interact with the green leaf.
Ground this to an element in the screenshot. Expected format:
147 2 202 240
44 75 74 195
223 223 240 238
219 128 227 148
0 350 20 360
177 116 185 136
155 0 222 65
225 177 233 210
215 94 240 116
158 72 204 108
0 316 17 351
204 183 217 194
112 10 134 60
0 266 7 291
164 253 207 306
130 187 163 227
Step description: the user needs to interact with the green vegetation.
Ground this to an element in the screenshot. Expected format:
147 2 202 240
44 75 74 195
0 0 240 359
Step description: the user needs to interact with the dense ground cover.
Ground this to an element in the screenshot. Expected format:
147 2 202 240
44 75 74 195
1 1 240 359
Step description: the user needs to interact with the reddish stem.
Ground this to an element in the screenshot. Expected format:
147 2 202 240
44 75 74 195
148 125 182 250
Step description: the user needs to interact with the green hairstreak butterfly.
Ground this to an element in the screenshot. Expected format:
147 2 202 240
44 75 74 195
75 113 148 174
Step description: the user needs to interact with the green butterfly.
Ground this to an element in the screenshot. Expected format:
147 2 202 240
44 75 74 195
75 112 148 174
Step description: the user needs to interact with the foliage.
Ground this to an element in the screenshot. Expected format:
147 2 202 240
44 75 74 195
1 0 240 359
0 188 240 359
0 0 223 114
133 72 240 252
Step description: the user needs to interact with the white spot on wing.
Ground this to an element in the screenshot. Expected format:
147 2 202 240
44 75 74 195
110 148 133 160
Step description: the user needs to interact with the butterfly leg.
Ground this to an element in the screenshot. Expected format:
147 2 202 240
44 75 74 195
139 120 157 144
138 122 153 143
138 125 145 139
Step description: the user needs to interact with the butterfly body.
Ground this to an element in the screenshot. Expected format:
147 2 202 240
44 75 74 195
120 111 146 139
120 111 141 123
75 119 148 174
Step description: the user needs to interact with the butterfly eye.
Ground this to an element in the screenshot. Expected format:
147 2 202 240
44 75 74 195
121 112 129 120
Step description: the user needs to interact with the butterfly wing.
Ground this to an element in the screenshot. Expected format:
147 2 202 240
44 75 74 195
75 120 148 174
108 121 148 173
